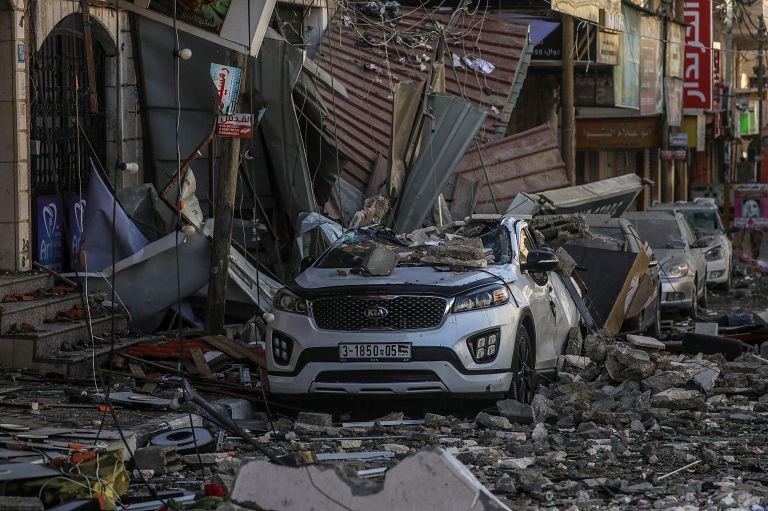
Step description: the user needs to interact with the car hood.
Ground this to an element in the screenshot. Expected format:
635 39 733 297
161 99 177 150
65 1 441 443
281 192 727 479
655 250 692 273
292 265 514 298
697 234 728 251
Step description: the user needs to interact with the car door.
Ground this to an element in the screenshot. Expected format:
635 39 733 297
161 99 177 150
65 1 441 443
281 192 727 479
515 223 561 368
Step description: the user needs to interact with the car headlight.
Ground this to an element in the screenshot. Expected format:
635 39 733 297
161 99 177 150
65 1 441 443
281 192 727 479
665 262 689 278
274 288 309 315
453 285 509 313
705 247 725 261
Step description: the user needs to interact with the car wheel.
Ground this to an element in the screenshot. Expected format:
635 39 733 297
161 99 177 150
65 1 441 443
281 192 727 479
724 263 732 291
699 280 708 310
644 296 662 339
690 282 699 318
510 324 535 404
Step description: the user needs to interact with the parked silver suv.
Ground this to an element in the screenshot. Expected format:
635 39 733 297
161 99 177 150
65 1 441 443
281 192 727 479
623 211 708 315
265 217 582 402
649 198 733 289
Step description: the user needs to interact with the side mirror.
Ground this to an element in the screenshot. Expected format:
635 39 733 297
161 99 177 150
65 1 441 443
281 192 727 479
691 239 709 249
299 256 316 273
521 249 559 273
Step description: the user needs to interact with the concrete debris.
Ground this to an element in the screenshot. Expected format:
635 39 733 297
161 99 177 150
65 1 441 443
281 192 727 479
650 388 705 409
495 399 533 424
422 237 487 268
134 445 182 475
230 448 511 510
349 195 390 229
364 244 399 276
531 394 558 423
626 334 666 350
475 412 513 430
604 343 656 382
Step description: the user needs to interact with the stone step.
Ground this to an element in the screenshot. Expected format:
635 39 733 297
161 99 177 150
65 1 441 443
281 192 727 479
0 313 128 361
0 293 84 334
0 273 52 299
33 336 157 378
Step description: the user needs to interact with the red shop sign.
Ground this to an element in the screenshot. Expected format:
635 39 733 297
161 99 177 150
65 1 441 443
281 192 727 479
683 0 713 110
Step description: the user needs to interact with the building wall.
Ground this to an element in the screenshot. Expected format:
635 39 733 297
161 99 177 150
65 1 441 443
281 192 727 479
0 1 31 271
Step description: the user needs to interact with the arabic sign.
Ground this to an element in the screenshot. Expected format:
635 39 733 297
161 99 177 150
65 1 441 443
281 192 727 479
210 63 242 115
576 117 660 150
217 113 253 138
601 0 624 31
669 132 688 147
733 183 768 229
614 5 640 109
35 195 64 271
640 16 663 115
683 0 713 110
597 30 620 65
575 72 615 107
666 22 685 79
144 0 233 34
550 0 602 24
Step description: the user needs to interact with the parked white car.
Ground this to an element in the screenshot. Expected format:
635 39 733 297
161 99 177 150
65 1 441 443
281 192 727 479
649 198 733 289
266 217 582 402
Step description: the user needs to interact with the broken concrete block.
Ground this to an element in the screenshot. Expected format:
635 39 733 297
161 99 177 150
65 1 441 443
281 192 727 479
605 343 656 382
583 333 610 364
422 238 487 268
641 372 688 394
531 394 558 423
692 366 721 392
761 341 768 359
496 399 533 424
650 388 704 410
230 447 511 511
364 245 399 276
555 247 577 274
181 452 230 466
475 412 513 430
557 354 592 373
531 423 548 441
495 473 517 494
296 412 333 428
694 322 719 336
498 457 536 469
626 334 665 350
382 443 410 454
565 327 584 356
133 445 182 475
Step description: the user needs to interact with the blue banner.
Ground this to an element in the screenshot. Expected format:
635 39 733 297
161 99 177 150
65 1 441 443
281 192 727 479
36 195 64 271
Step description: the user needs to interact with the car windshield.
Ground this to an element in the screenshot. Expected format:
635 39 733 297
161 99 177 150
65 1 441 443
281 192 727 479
315 225 511 269
681 209 719 232
589 226 626 242
633 219 685 249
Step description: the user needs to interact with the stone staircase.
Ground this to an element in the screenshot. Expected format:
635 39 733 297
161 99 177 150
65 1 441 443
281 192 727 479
0 272 145 377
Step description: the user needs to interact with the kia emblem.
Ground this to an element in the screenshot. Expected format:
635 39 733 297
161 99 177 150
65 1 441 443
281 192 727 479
363 306 389 319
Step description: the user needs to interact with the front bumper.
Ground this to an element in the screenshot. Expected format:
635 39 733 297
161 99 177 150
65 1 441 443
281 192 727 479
660 275 696 309
266 305 521 395
706 257 729 284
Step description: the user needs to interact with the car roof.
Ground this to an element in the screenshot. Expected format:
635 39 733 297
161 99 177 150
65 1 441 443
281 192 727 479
622 211 680 221
581 214 630 229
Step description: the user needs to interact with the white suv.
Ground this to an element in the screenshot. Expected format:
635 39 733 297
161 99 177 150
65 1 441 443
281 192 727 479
265 217 581 402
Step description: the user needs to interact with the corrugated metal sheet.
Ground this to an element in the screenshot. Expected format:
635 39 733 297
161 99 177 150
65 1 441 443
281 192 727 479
311 7 530 192
448 123 569 214
393 93 487 233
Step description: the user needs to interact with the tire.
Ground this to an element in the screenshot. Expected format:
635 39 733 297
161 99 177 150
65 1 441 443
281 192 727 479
699 279 708 310
723 263 732 291
644 296 662 339
689 282 699 318
510 324 535 404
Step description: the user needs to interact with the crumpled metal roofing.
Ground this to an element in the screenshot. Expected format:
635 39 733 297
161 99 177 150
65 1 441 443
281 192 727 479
446 123 569 214
311 6 530 192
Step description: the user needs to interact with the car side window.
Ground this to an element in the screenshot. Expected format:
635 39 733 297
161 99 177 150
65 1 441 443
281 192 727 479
518 227 536 264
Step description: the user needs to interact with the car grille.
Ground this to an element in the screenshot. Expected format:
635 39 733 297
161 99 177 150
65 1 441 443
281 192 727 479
315 370 440 383
311 296 448 331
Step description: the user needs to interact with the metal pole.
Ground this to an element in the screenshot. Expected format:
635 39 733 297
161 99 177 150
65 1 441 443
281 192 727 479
758 15 765 182
561 14 575 185
724 0 733 226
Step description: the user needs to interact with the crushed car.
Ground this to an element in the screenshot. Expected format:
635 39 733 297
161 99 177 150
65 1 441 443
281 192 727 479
623 211 708 315
265 216 582 403
649 198 733 290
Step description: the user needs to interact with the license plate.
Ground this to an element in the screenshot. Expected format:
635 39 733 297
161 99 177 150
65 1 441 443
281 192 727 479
338 343 411 362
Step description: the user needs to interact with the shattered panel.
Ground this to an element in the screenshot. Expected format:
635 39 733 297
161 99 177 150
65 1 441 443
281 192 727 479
312 7 530 192
447 123 568 215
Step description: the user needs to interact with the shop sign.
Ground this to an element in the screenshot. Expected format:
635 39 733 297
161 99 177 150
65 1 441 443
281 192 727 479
669 132 688 147
672 149 688 160
575 73 615 106
217 113 253 138
614 5 641 109
733 183 768 229
665 77 683 127
666 22 684 79
576 117 660 149
600 0 624 31
210 63 242 115
145 0 233 34
551 0 602 24
683 0 713 110
640 16 663 115
35 196 64 271
597 30 620 65
660 150 673 160
713 46 721 84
